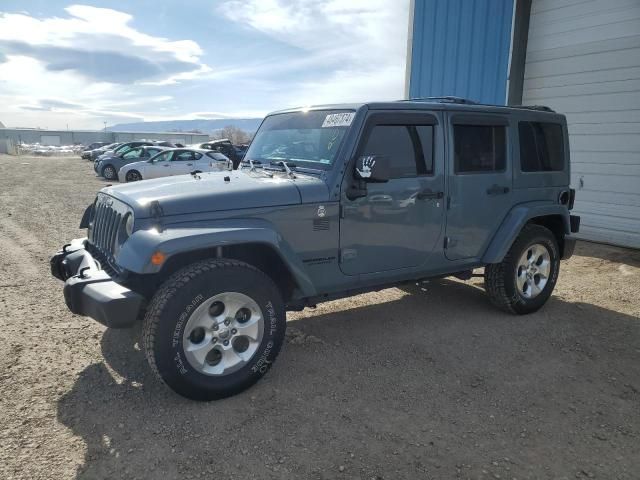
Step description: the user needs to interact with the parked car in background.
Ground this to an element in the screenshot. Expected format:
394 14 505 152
86 142 122 161
197 139 242 168
234 144 249 160
95 145 171 180
80 142 109 159
119 148 231 182
96 141 153 162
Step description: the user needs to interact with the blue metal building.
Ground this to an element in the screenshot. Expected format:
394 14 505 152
406 0 515 104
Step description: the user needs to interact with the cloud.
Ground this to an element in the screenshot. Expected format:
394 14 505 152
0 6 208 85
218 0 410 104
19 98 84 112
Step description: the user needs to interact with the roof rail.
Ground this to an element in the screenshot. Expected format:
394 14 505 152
400 96 478 105
510 104 556 113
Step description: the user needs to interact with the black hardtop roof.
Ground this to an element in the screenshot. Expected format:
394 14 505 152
270 98 564 120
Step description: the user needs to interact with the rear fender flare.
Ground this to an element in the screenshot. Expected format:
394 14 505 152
482 203 570 264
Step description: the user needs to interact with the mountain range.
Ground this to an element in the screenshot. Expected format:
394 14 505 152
109 118 263 134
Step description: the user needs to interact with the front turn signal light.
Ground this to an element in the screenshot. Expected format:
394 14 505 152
151 251 166 266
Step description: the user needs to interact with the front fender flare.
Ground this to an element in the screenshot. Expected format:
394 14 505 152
482 202 570 264
117 223 316 297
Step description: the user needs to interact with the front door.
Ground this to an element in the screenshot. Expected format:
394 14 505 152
339 112 445 275
444 114 513 260
146 150 174 179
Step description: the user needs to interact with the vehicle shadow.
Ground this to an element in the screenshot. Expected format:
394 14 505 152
57 279 640 479
575 240 640 268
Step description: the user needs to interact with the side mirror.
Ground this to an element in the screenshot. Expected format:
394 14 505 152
354 155 390 183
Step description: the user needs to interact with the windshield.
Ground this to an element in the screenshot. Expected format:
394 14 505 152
244 110 355 170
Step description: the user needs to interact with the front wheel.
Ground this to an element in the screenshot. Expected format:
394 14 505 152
125 170 142 182
484 224 560 314
102 164 117 180
142 259 286 400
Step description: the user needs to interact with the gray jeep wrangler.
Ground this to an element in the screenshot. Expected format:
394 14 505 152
51 98 580 400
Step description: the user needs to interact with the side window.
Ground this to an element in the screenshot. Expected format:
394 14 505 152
519 122 564 172
207 152 228 161
153 151 173 163
122 148 141 159
193 152 202 160
361 125 433 178
454 125 506 173
173 151 195 161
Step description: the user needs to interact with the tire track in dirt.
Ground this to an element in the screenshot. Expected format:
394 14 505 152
0 216 47 280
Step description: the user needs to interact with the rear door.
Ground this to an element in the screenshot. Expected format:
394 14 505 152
445 114 513 260
170 150 198 175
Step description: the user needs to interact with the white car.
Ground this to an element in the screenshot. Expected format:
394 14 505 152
118 148 232 182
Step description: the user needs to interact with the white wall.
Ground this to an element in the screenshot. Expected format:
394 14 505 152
523 0 640 248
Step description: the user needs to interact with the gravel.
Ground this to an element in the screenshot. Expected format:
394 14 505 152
1 154 639 480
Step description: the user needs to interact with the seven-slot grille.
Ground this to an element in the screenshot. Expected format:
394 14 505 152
88 194 126 258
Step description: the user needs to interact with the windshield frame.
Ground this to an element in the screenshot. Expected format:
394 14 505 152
243 109 355 172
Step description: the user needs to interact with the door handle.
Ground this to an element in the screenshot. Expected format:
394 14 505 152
417 189 444 200
187 163 193 166
486 184 510 195
163 164 170 167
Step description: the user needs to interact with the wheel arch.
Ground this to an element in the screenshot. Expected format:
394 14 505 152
117 225 316 302
101 163 116 177
482 203 571 264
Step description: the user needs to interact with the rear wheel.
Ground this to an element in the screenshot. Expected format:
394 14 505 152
125 170 142 182
102 164 117 180
484 224 560 314
143 259 286 400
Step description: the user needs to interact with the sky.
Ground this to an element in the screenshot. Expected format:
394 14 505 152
0 0 410 129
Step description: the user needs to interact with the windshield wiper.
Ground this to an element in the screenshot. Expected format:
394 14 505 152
243 159 273 177
270 160 297 179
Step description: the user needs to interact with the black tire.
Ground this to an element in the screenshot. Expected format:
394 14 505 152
102 164 117 180
143 259 286 401
125 170 142 182
484 224 560 315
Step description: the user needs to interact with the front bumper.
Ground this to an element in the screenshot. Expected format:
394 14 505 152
50 239 144 328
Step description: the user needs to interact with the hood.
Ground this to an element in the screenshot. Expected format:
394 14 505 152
120 160 147 170
101 169 329 219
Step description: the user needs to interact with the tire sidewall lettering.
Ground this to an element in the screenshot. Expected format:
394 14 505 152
171 293 205 374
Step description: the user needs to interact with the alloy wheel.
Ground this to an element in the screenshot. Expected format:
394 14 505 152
515 243 551 299
182 292 264 376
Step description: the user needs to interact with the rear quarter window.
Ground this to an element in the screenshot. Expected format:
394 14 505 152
519 122 565 172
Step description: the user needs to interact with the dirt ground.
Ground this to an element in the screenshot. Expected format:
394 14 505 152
0 154 639 480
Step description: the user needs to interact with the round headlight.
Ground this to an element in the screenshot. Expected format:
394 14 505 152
124 213 134 237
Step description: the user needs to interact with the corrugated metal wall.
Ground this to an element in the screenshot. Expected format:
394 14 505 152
408 0 514 104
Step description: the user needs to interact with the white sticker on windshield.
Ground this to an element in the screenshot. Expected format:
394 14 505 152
322 112 355 128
